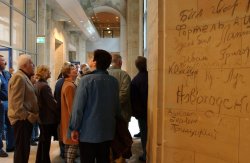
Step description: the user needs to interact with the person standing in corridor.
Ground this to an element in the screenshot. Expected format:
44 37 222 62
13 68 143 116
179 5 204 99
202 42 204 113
108 54 132 162
69 49 120 163
60 63 78 163
34 65 59 163
131 56 148 162
8 54 39 163
0 55 14 157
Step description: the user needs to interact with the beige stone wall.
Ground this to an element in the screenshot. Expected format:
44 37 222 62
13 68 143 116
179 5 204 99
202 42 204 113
147 0 162 162
48 20 68 90
77 34 87 64
127 0 143 78
148 0 250 162
37 4 87 90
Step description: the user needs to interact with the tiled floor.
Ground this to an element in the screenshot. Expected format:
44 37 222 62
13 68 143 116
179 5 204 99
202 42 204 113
0 118 144 163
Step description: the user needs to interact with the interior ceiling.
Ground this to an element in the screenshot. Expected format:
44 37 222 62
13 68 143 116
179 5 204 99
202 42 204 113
47 0 70 21
92 12 120 28
48 0 123 38
79 0 126 18
47 0 79 31
79 0 125 33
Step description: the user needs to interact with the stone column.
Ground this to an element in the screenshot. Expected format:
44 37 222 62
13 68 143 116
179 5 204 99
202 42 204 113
127 0 140 78
37 0 47 65
78 34 87 64
139 0 144 58
147 0 164 162
120 16 127 71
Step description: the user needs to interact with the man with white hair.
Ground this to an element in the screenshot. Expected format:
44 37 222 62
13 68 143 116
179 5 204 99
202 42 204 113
8 54 39 163
108 54 132 124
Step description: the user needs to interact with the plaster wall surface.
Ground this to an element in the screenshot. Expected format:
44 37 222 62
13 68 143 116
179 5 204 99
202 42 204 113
147 0 250 163
127 0 141 78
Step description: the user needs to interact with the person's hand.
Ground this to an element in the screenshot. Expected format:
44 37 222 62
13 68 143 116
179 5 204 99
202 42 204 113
71 130 79 142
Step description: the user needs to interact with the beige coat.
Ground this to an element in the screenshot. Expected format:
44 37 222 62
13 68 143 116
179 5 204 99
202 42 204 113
108 67 132 122
8 70 39 125
60 78 78 145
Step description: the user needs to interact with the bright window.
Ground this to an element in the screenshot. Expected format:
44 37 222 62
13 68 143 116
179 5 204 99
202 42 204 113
26 19 36 53
12 10 25 50
0 2 10 46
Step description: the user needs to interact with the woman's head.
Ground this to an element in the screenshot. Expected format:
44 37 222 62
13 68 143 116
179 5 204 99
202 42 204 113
61 63 78 79
35 65 51 80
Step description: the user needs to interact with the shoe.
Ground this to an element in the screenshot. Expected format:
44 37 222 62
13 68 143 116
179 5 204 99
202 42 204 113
134 132 141 138
0 149 8 157
60 153 65 159
34 137 39 142
2 134 6 140
6 147 15 152
139 156 146 162
30 141 38 146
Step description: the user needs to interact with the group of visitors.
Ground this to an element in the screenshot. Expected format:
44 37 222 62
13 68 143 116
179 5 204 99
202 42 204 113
0 49 148 163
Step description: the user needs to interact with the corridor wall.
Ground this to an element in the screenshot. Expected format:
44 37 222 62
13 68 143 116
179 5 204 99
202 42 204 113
148 0 250 163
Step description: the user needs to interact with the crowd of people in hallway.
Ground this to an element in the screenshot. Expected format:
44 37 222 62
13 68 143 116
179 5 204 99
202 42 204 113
0 49 148 163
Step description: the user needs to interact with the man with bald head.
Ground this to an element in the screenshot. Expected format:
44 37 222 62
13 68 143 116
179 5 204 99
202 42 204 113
108 53 132 163
8 54 39 163
108 54 132 124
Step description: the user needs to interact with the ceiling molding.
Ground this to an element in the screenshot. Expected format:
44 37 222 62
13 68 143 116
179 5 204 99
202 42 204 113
93 6 122 18
55 0 100 41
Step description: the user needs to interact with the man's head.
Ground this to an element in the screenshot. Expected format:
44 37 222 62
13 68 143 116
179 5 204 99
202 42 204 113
135 56 147 72
0 55 6 71
17 54 35 76
111 54 122 68
88 49 112 71
79 64 90 75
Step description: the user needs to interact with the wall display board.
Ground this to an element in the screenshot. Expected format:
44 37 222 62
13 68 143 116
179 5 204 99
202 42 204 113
164 0 250 162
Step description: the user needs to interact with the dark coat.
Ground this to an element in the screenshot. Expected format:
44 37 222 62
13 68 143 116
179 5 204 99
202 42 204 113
131 71 148 119
53 77 64 122
34 79 59 124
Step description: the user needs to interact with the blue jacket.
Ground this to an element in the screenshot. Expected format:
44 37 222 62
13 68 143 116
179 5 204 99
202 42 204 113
68 70 120 143
0 70 11 110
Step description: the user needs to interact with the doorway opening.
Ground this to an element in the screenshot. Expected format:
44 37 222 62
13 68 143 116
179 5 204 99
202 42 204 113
54 39 63 80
